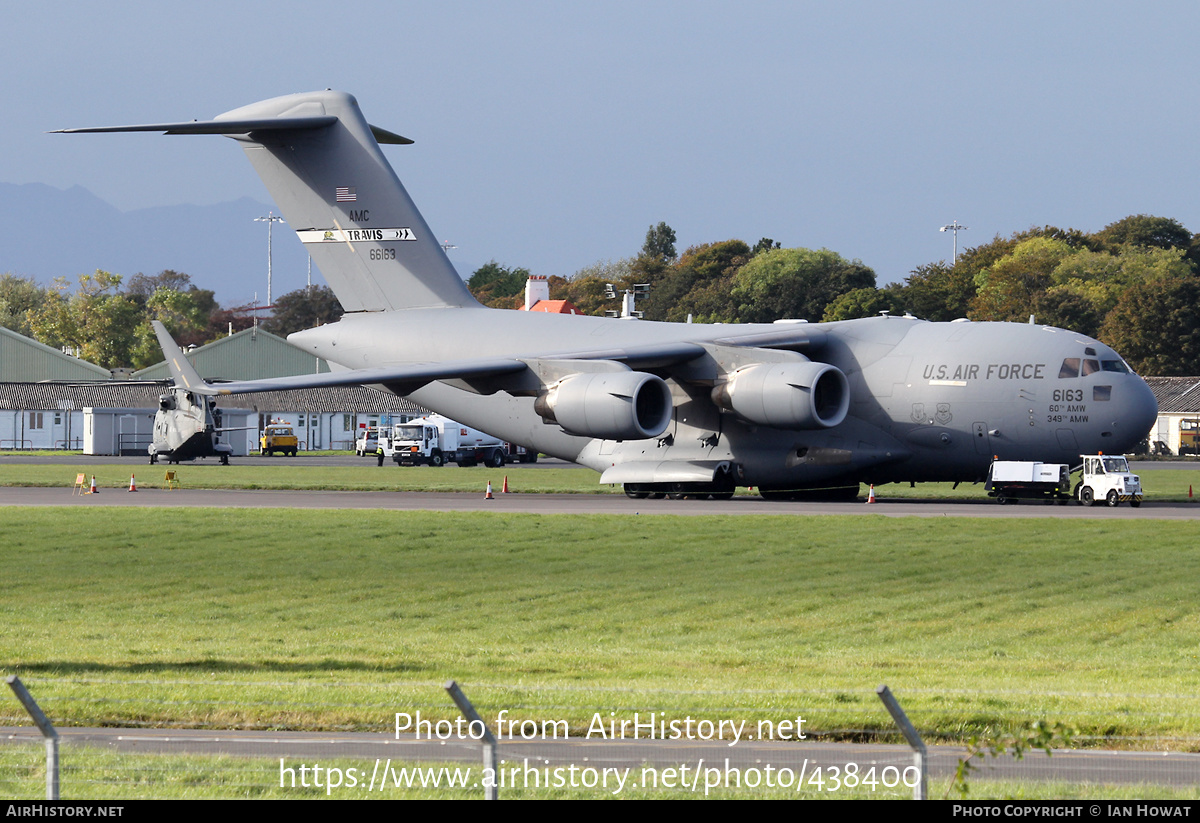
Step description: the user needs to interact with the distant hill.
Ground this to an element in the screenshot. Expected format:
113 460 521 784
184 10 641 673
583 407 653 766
0 182 320 307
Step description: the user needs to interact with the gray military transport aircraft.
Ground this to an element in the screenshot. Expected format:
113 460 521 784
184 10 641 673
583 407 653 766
58 90 1159 499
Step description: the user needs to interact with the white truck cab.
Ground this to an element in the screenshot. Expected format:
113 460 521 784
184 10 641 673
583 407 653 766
1077 454 1142 507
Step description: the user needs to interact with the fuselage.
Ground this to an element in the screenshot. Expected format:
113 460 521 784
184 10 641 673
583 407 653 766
290 309 1158 488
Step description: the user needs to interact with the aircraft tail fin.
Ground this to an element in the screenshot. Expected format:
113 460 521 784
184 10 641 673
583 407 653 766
58 91 478 313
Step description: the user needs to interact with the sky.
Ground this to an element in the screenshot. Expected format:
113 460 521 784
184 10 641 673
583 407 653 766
5 0 1200 300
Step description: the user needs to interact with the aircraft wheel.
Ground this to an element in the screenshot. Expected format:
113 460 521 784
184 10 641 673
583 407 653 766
648 492 666 500
1106 490 1120 507
624 485 649 499
1080 485 1095 506
710 490 735 501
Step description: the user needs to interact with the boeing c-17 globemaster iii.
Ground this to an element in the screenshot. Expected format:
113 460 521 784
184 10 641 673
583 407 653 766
57 90 1159 500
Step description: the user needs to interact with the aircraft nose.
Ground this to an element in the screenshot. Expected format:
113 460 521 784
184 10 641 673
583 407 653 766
1112 375 1158 449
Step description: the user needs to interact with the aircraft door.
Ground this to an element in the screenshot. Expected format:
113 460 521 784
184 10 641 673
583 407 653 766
118 414 137 456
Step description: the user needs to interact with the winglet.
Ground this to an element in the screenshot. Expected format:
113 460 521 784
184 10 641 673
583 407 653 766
152 321 215 395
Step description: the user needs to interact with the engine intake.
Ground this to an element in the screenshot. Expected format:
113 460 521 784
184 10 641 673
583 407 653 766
535 371 673 440
711 361 849 429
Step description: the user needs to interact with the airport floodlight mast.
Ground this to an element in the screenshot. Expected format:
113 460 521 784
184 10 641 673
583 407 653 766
255 211 286 305
939 220 968 263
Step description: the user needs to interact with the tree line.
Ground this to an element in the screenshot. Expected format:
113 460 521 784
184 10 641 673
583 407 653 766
4 214 1197 375
468 215 1200 376
0 270 342 370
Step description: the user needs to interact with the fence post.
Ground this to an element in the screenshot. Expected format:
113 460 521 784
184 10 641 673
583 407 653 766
6 676 59 800
875 684 927 800
444 680 498 800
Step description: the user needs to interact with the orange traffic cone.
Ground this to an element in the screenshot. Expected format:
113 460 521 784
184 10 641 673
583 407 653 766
88 475 99 495
502 475 509 494
865 484 876 504
128 474 138 492
485 481 494 500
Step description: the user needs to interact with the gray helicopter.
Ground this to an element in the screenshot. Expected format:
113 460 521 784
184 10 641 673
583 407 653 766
146 327 239 465
148 388 232 465
63 91 1159 498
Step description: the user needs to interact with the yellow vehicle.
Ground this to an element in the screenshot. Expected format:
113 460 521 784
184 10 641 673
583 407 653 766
1180 419 1200 456
260 421 299 457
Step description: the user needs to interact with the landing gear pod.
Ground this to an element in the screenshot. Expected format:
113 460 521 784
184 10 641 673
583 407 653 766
712 362 849 429
535 371 673 440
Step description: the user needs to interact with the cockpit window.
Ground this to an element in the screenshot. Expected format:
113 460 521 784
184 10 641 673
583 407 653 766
1060 357 1121 379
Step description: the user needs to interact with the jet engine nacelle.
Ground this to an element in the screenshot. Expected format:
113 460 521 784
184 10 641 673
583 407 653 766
711 361 850 429
535 371 673 440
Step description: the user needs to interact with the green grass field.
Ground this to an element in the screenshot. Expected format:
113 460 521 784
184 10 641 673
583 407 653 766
2 507 1199 747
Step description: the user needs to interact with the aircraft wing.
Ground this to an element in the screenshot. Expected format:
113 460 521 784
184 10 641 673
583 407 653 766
508 326 826 369
206 359 529 395
180 344 705 396
152 320 532 396
152 321 822 397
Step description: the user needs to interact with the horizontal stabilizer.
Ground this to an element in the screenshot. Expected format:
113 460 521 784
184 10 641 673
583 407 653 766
52 117 413 144
51 116 338 135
